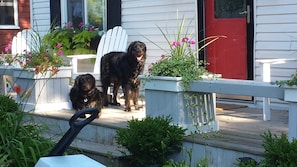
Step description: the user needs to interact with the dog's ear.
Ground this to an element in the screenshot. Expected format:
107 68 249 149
73 75 82 88
127 41 135 54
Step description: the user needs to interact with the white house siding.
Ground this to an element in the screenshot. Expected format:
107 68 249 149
121 0 198 72
30 0 51 36
254 0 297 108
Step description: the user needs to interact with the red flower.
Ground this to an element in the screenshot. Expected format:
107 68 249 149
13 85 21 95
35 66 40 74
51 66 59 76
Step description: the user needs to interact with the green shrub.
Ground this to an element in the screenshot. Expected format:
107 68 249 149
260 131 297 167
115 116 186 166
0 94 18 113
0 95 54 167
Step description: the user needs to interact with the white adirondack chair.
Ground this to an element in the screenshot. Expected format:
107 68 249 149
69 26 128 84
1 29 39 94
11 29 40 67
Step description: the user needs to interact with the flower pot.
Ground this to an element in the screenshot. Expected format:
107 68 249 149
284 86 297 102
139 75 219 135
13 67 72 112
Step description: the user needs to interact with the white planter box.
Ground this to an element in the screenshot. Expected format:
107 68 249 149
139 75 219 135
13 67 72 112
284 86 297 102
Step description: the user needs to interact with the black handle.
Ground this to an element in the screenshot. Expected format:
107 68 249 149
48 108 99 156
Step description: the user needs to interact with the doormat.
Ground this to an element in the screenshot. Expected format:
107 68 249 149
216 103 247 110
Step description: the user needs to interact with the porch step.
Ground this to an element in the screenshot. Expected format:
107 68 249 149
70 139 130 167
25 106 145 166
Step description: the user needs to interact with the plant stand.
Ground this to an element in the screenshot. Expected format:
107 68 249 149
13 67 72 112
140 75 219 135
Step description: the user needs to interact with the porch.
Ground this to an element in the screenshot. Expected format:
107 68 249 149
28 98 288 167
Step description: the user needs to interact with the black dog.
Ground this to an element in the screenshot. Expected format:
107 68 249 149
70 74 102 118
100 41 146 111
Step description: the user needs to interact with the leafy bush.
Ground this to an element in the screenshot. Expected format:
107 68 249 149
260 131 297 167
0 95 54 167
115 116 186 166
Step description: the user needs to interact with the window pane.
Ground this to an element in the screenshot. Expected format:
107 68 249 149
0 0 15 25
215 0 246 18
87 0 105 30
67 0 84 27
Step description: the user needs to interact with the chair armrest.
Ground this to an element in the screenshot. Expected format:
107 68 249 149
67 54 96 59
68 54 96 73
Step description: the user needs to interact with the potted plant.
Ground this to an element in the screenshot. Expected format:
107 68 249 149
140 16 223 134
3 31 72 112
275 70 297 102
43 22 100 56
115 115 186 166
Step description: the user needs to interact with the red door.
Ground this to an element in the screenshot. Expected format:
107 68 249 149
205 0 247 79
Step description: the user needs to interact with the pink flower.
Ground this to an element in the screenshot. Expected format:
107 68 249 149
161 55 166 59
4 43 11 52
182 37 189 42
58 50 63 56
78 22 84 27
66 23 73 29
189 40 196 45
56 43 62 49
89 27 93 32
172 41 181 47
148 65 152 72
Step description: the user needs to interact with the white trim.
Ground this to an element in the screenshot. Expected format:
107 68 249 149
13 0 18 27
0 0 18 28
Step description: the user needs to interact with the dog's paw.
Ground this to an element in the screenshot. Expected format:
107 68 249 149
124 107 131 112
111 102 121 106
134 105 140 110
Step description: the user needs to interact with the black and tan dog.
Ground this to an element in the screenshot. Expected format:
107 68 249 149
100 41 146 111
70 74 102 118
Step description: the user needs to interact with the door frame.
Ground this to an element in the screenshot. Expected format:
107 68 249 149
197 0 254 80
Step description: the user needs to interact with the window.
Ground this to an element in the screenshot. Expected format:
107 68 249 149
0 0 18 28
51 0 106 31
215 0 246 18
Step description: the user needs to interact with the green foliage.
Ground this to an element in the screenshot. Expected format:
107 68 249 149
115 116 186 166
146 16 224 90
0 95 18 114
43 22 99 56
275 70 297 87
0 94 54 167
260 131 297 167
235 158 258 167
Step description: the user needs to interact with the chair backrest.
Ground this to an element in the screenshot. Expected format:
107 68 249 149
11 29 40 67
93 26 128 73
11 29 40 55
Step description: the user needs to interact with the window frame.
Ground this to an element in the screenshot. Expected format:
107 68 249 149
60 0 107 31
0 0 19 29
